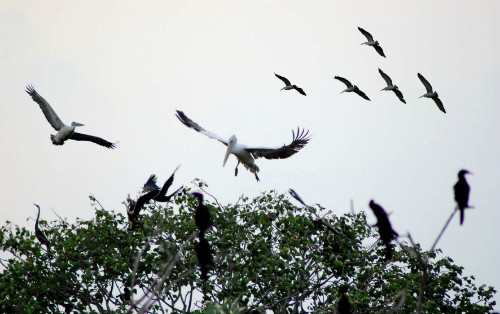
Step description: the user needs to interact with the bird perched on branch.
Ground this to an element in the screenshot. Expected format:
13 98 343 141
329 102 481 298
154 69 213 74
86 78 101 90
454 169 472 225
33 204 51 253
369 200 398 260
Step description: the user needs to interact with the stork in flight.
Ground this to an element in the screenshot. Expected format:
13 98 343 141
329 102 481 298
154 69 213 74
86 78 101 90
176 110 311 181
334 76 370 101
417 73 446 113
378 69 406 104
358 27 386 58
274 73 307 96
25 85 116 148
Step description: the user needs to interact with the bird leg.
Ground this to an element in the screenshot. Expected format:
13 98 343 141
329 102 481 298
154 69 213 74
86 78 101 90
234 160 240 176
255 173 260 182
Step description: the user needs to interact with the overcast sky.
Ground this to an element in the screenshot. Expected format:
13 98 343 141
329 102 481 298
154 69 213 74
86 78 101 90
1 1 499 309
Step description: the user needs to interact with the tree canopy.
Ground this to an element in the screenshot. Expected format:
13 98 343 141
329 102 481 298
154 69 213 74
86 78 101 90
0 180 496 313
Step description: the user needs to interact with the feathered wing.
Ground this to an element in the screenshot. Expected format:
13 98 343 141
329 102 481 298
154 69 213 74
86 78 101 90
154 165 182 202
354 89 370 101
175 110 228 145
133 190 158 216
294 86 307 96
25 85 65 130
70 132 116 149
417 73 433 93
378 68 392 86
433 97 446 113
274 73 291 86
392 89 406 104
358 27 373 41
143 174 160 191
246 128 311 160
334 76 352 88
374 45 386 57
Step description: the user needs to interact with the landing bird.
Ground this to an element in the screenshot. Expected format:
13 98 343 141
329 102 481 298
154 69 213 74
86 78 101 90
334 76 370 101
176 110 310 182
25 85 116 148
454 169 472 225
274 73 306 96
368 200 399 260
33 204 51 253
358 27 386 57
378 69 406 104
196 236 214 280
192 192 213 237
417 73 446 113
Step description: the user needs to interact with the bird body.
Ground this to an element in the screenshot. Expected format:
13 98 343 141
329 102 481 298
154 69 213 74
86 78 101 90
454 169 471 225
378 69 406 103
33 204 51 253
25 85 116 148
176 110 310 181
274 73 306 96
358 27 386 57
334 76 370 101
192 192 213 237
417 73 446 113
369 200 398 260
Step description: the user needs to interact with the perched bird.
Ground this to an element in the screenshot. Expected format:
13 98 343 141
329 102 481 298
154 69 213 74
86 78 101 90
454 169 472 225
192 192 213 237
33 204 51 253
196 236 214 280
289 189 307 206
358 27 386 57
274 73 306 96
417 73 446 113
378 68 406 104
337 285 352 314
25 85 116 148
368 200 399 260
176 110 310 182
334 76 370 101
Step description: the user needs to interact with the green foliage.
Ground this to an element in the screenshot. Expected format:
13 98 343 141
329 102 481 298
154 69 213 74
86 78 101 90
0 181 496 313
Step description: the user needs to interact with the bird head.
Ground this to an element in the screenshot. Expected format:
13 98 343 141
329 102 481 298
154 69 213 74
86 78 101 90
458 169 472 178
71 122 84 127
191 192 204 204
223 135 237 167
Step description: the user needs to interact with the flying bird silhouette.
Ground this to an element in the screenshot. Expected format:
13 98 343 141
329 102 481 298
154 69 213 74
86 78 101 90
176 110 310 181
25 85 117 148
358 27 386 57
378 69 406 104
369 200 398 260
274 73 306 95
33 204 51 253
417 73 446 113
334 76 370 101
454 169 472 225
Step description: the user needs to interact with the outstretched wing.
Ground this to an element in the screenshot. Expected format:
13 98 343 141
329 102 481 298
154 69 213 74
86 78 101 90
374 45 386 58
175 110 228 145
246 128 311 160
25 85 65 131
392 89 406 104
70 132 117 149
378 68 392 86
358 27 374 41
433 97 446 113
294 86 307 96
155 165 181 200
143 174 160 191
133 190 158 216
354 89 370 101
274 73 291 86
334 76 352 88
417 73 433 93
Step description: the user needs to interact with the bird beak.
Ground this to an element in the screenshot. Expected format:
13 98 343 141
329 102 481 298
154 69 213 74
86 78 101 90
74 122 85 126
223 142 233 167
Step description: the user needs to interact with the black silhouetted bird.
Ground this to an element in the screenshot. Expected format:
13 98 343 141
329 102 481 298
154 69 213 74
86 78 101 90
334 76 370 101
142 165 183 202
275 73 307 96
337 285 352 314
454 169 472 225
196 236 214 280
33 204 51 253
192 192 213 237
369 200 399 260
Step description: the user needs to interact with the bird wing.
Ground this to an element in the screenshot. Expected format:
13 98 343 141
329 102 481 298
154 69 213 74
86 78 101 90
156 165 181 199
378 68 392 86
354 89 370 101
274 73 291 86
70 132 117 149
374 45 386 57
417 73 433 93
433 97 446 113
392 89 406 104
358 27 373 41
246 128 310 160
176 110 228 145
25 85 65 131
143 174 160 191
294 86 307 96
334 76 352 88
133 190 158 216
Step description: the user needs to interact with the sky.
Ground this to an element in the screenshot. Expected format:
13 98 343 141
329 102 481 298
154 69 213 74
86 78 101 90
1 0 499 310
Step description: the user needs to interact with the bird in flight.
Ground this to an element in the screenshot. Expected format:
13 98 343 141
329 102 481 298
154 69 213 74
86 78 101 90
378 68 406 104
25 85 116 148
334 76 370 101
274 73 307 96
454 169 472 225
176 110 311 182
358 27 386 58
417 73 446 113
